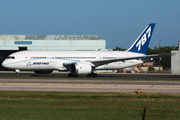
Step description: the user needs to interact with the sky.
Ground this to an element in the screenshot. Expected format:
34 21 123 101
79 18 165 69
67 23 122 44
0 0 180 49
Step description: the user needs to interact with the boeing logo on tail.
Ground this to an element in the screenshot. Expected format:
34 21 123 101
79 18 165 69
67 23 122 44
127 23 155 54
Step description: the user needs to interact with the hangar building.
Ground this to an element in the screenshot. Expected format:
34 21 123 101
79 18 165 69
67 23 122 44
0 35 107 70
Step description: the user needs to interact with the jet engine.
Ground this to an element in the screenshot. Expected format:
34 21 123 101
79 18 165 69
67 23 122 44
34 70 53 74
70 62 92 75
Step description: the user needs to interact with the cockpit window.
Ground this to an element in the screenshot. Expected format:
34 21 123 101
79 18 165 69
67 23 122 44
7 56 15 59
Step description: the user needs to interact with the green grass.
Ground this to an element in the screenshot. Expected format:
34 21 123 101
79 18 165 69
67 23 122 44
0 91 180 120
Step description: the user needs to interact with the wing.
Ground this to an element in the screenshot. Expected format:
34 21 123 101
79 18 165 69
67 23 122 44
88 54 157 67
63 53 174 67
90 53 174 67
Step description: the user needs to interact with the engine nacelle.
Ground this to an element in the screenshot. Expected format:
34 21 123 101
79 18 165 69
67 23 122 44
70 62 92 75
34 70 53 74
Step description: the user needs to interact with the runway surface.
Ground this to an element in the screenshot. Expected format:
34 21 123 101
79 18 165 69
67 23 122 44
0 71 180 80
0 71 180 93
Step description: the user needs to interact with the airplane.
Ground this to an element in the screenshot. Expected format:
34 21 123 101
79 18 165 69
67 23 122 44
1 23 169 77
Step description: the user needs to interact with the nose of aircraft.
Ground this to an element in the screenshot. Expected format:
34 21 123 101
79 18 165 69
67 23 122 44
1 59 7 68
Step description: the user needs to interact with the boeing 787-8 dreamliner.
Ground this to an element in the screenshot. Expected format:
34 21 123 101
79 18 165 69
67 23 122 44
2 23 167 77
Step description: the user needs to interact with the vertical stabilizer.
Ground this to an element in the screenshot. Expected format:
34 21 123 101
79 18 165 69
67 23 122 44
127 23 156 54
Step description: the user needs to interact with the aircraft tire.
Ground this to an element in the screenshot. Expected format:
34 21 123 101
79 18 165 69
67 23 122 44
93 73 98 77
87 74 92 77
16 74 20 77
87 73 97 77
68 73 79 77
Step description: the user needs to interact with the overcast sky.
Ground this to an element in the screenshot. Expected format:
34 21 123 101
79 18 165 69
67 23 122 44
0 0 180 49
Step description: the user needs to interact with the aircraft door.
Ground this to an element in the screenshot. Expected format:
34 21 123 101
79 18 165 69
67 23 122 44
21 54 28 67
96 54 101 60
49 54 54 68
49 54 54 62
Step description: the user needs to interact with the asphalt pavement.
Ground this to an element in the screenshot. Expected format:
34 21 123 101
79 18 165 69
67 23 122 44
0 71 180 80
0 71 180 93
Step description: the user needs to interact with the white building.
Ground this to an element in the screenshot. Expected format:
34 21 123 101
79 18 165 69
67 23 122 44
0 35 109 70
0 35 107 51
171 41 180 74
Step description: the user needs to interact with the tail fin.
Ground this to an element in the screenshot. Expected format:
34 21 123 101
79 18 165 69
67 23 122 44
127 23 156 54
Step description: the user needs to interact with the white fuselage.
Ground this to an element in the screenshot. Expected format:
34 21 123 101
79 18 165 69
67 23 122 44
2 50 144 71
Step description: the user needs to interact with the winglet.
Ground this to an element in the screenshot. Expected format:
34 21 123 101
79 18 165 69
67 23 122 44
127 23 156 54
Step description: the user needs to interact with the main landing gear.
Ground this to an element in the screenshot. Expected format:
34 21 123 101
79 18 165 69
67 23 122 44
15 69 20 77
87 73 98 77
68 73 98 77
68 73 79 77
87 68 98 77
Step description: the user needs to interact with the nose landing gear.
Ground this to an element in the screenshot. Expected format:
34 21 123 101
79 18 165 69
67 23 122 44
15 69 20 77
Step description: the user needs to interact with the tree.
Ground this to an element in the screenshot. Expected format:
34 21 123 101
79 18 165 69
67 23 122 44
113 46 127 51
146 45 178 69
148 66 155 73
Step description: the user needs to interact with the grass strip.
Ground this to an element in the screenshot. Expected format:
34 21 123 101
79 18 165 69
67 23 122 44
0 91 180 120
0 91 180 99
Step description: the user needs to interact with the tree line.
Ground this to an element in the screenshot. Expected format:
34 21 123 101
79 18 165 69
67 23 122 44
113 45 178 70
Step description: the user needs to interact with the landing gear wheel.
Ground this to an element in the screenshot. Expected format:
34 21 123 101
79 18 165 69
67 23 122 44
75 75 79 77
15 69 20 77
16 73 20 77
87 74 91 77
68 73 73 77
93 73 97 77
68 73 79 77
87 73 98 77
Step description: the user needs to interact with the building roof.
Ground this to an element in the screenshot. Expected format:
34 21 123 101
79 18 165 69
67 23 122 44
0 35 104 40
